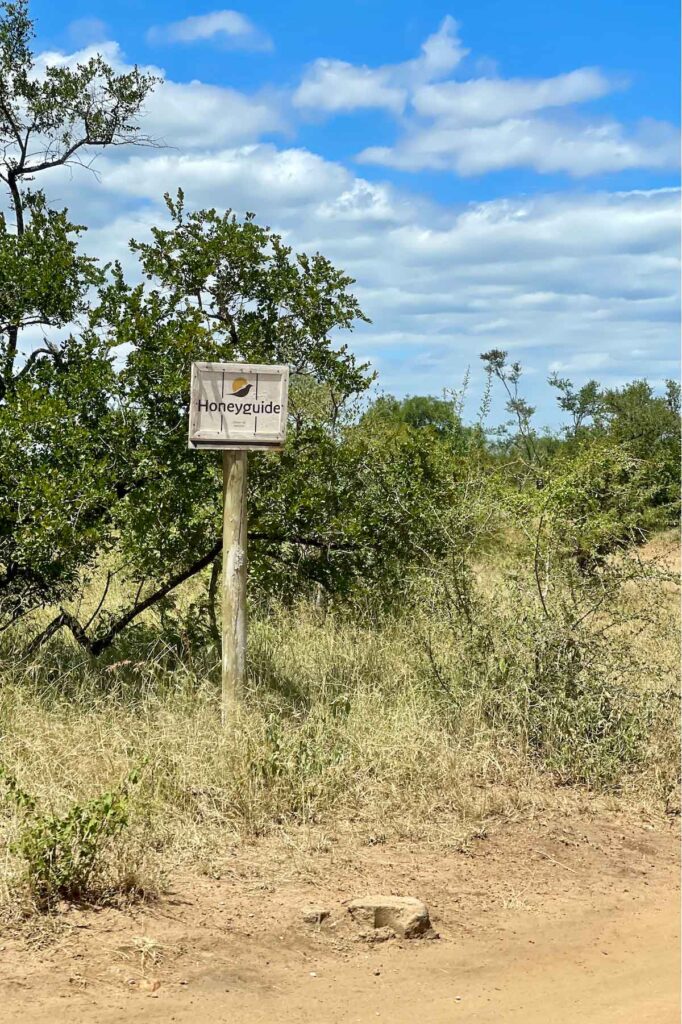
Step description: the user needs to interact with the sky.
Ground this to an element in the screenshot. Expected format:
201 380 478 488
24 0 681 425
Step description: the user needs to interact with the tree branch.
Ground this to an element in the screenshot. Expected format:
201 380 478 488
18 529 362 658
89 540 223 655
14 346 57 381
533 514 550 619
21 541 221 658
84 570 112 631
207 555 221 655
23 609 90 658
21 133 160 177
2 170 24 388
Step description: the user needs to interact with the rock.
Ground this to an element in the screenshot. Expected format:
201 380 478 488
302 906 331 925
135 978 161 993
347 896 432 938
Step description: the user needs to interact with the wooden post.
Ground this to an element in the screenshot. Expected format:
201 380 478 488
221 450 248 725
189 362 288 725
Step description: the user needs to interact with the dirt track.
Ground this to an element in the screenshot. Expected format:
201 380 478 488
3 812 680 1023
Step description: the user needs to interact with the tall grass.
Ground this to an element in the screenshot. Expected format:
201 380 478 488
0 535 678 912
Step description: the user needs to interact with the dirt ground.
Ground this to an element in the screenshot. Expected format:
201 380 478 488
1 807 679 1023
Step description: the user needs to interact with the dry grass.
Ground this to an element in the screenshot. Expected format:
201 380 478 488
0 533 678 915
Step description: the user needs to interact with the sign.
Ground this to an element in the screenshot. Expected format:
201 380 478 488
188 361 289 451
188 359 290 725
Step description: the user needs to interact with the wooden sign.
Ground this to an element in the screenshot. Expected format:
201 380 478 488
188 361 289 451
189 360 290 726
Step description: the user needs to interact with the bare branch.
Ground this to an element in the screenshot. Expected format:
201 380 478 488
207 555 221 654
533 514 550 619
84 570 113 631
14 346 57 381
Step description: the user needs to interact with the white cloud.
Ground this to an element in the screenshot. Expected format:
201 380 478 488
416 15 468 79
38 129 679 414
411 68 616 123
292 18 677 179
34 39 128 74
95 145 352 210
293 16 466 114
142 82 283 148
147 10 273 51
16 31 680 421
549 352 612 373
360 115 679 177
293 60 407 115
38 24 679 183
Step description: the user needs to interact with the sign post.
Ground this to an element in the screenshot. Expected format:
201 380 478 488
189 361 289 724
221 449 247 722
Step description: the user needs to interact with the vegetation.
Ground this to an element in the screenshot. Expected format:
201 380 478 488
0 764 140 909
0 2 679 914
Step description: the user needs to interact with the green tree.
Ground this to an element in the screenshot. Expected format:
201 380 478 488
549 374 680 525
80 194 463 628
0 0 157 628
547 374 601 434
362 394 461 437
0 0 157 393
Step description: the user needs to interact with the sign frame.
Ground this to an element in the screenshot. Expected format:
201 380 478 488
188 360 289 451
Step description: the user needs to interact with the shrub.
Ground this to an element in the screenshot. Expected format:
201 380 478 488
0 765 139 909
418 510 679 790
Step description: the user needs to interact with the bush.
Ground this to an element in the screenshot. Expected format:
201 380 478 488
0 765 139 909
419 524 678 789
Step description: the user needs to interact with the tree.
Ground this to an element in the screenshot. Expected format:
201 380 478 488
0 0 157 630
0 0 158 393
362 394 462 437
81 194 464 623
479 348 552 491
549 374 681 525
2 92 464 653
4 2 677 655
548 374 601 434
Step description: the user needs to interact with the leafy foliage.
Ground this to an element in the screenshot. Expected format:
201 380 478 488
362 393 463 438
89 192 377 596
422 501 676 789
0 0 157 389
0 0 157 627
0 332 128 620
0 764 139 908
0 191 100 345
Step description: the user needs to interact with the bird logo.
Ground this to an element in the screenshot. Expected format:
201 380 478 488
231 377 253 398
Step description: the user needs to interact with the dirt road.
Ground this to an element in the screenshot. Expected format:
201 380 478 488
3 813 679 1023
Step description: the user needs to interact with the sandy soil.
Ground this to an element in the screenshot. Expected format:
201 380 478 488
2 810 679 1024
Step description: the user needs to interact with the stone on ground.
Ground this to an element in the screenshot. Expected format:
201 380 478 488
302 906 331 924
347 896 431 938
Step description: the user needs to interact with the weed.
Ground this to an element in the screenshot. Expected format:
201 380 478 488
0 765 140 910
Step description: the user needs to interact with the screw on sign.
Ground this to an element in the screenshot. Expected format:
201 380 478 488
189 362 289 723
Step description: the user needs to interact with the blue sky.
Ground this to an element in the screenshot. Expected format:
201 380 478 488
26 1 681 425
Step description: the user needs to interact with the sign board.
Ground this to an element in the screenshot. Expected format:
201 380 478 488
188 361 289 451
